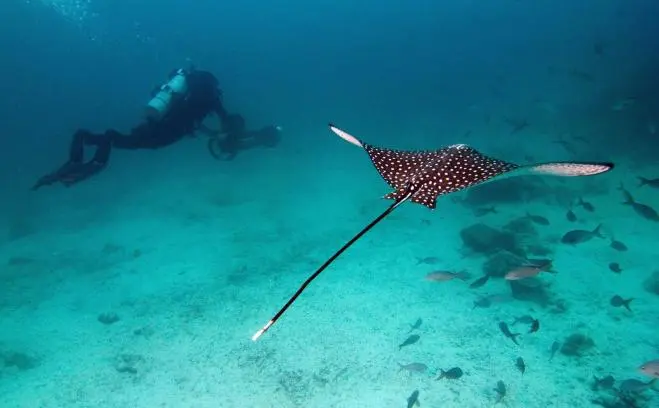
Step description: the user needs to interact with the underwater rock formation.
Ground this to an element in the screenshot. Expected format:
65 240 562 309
482 250 527 278
642 270 659 296
502 217 537 235
508 279 552 307
460 223 522 256
1 350 38 370
560 333 595 357
504 216 554 257
463 177 547 205
525 243 553 256
114 353 144 374
98 312 120 325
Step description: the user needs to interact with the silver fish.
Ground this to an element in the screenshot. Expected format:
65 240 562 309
561 224 603 244
639 359 659 378
398 362 428 373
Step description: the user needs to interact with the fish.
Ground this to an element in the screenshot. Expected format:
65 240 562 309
399 334 420 350
512 315 535 325
526 213 550 225
609 295 633 312
639 359 659 378
569 68 595 83
619 378 656 393
409 318 422 332
425 270 471 282
406 390 420 408
592 375 615 391
621 187 659 222
417 256 441 265
549 341 560 361
436 367 463 380
516 357 526 374
553 138 577 155
504 117 529 134
577 197 595 212
573 135 589 143
529 319 540 333
610 239 628 252
638 177 659 189
336 126 613 210
608 262 622 273
498 322 521 345
611 97 635 111
473 206 497 217
566 209 577 222
398 362 428 373
561 224 604 245
469 275 490 289
505 260 554 280
251 124 614 340
494 380 506 403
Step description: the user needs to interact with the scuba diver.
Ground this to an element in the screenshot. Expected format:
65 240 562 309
32 67 281 190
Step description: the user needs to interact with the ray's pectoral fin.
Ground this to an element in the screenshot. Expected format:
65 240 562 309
489 160 615 183
329 123 363 148
442 159 615 193
523 161 614 177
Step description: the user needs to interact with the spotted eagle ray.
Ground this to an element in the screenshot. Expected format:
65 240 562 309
251 124 614 341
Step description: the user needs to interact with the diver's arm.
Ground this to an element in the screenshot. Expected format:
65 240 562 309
198 124 219 137
213 99 231 126
196 99 230 137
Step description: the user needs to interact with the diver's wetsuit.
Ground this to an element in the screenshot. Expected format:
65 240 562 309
32 69 281 190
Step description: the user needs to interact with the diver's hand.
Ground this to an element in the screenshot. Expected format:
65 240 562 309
257 125 282 147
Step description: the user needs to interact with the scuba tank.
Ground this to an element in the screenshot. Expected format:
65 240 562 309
145 68 189 120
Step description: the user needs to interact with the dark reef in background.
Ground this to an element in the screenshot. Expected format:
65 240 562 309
560 333 595 357
643 270 659 296
482 250 526 277
460 223 523 256
509 279 552 307
462 177 549 206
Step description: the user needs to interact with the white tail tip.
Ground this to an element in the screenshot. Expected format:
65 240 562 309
329 124 363 147
251 320 274 341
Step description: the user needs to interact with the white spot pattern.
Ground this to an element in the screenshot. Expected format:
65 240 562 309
364 143 519 209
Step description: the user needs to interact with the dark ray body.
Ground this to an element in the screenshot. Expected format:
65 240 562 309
364 143 519 209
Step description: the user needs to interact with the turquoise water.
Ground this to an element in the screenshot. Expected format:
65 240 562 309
2 1 659 407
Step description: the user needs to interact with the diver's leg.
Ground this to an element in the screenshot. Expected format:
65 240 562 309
68 129 87 163
58 131 114 186
32 129 97 190
112 123 165 149
209 114 244 160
